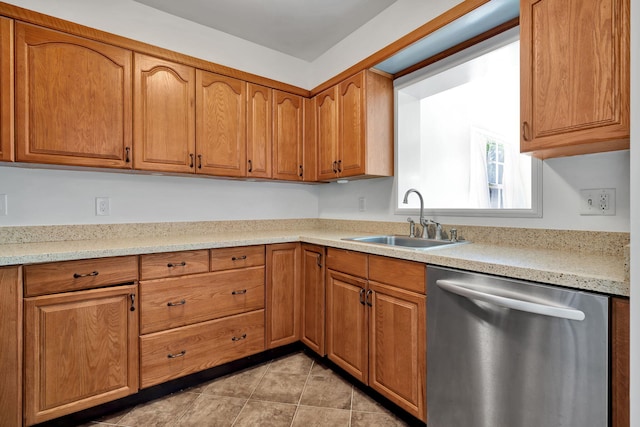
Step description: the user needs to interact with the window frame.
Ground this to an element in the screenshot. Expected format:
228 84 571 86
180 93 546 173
393 26 542 218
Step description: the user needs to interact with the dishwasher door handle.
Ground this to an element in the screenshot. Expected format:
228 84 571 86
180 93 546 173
436 279 586 321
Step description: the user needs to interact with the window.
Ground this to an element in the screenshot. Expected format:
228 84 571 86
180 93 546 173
395 27 541 217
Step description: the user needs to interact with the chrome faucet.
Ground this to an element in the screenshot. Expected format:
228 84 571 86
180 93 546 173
402 188 430 238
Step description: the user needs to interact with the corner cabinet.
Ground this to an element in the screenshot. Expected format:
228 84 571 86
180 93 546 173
520 0 630 158
15 23 133 168
0 17 13 162
316 70 393 181
266 243 301 348
300 243 326 356
272 91 304 181
133 53 196 173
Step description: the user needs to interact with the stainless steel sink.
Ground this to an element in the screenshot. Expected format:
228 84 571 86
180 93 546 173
342 235 467 249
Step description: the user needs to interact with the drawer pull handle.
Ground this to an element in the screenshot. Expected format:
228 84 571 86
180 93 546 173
167 350 186 359
73 271 99 279
231 255 247 261
232 289 247 295
231 334 247 342
167 299 186 307
167 262 187 268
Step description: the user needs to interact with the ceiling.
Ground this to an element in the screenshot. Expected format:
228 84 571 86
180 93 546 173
133 0 398 62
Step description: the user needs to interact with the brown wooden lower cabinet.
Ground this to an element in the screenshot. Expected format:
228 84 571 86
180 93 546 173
324 249 427 421
23 284 139 426
300 243 326 356
265 243 301 348
612 297 630 427
140 309 265 388
0 266 22 427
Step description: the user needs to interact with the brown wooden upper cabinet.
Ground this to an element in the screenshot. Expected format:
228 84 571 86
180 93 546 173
15 23 133 168
133 53 195 173
0 17 13 162
247 83 272 178
196 71 247 177
520 0 630 158
316 70 393 181
272 90 304 181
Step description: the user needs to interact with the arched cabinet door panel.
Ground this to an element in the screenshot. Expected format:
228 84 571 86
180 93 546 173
16 23 133 168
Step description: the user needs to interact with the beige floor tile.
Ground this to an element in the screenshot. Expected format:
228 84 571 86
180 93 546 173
232 400 297 427
267 352 314 375
351 387 386 413
174 394 246 427
350 411 410 427
196 363 269 398
117 391 199 427
309 360 334 378
290 406 350 427
299 374 353 409
251 371 308 404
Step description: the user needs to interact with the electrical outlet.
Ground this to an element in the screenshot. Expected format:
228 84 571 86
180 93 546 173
358 197 366 212
580 188 615 216
95 197 111 216
0 194 7 216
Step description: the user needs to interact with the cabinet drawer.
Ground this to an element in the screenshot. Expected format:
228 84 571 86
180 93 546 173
369 255 425 294
326 248 368 278
140 250 209 280
140 267 265 334
211 245 265 271
140 309 265 388
24 256 138 297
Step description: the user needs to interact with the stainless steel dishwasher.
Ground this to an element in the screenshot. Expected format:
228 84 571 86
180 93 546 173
427 266 609 427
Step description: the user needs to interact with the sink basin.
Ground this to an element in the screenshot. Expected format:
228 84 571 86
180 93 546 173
342 235 467 249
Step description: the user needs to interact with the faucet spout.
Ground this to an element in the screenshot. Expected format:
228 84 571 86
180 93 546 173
402 188 430 238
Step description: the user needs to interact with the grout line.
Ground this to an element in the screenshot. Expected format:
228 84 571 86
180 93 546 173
232 361 272 426
349 386 354 427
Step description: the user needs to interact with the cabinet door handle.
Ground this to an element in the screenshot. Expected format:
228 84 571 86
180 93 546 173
365 289 373 307
232 289 247 295
189 153 194 168
337 160 342 173
332 161 338 173
167 261 187 268
299 165 303 177
125 147 131 163
248 159 253 173
522 121 530 142
359 288 366 305
167 299 186 307
231 255 247 261
316 254 322 268
167 350 186 359
231 334 247 342
197 154 203 169
73 271 99 278
130 293 136 312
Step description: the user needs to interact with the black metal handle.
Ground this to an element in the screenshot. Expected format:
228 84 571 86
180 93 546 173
167 261 186 268
73 271 99 278
299 165 303 177
231 255 247 261
125 147 130 163
359 288 366 305
231 334 247 342
365 289 373 307
167 350 186 359
248 159 253 173
198 154 202 169
130 293 136 312
316 254 322 268
167 299 186 307
189 153 194 168
332 161 338 173
337 159 342 173
522 121 530 142
232 289 247 295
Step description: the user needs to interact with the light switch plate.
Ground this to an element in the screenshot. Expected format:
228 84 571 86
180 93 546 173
579 188 616 216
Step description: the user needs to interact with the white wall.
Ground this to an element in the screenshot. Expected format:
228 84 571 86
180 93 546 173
0 167 319 225
318 150 630 232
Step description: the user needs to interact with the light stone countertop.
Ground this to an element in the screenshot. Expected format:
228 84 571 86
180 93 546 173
0 228 628 297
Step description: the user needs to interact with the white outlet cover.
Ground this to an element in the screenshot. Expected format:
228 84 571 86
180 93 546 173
95 197 111 216
579 188 616 216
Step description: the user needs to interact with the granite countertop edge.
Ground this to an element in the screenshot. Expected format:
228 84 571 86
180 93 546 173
0 229 629 297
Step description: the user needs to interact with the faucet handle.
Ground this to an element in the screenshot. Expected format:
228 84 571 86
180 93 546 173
434 222 443 240
407 217 416 238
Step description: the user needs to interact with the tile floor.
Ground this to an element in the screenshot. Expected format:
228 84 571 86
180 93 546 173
87 352 411 427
